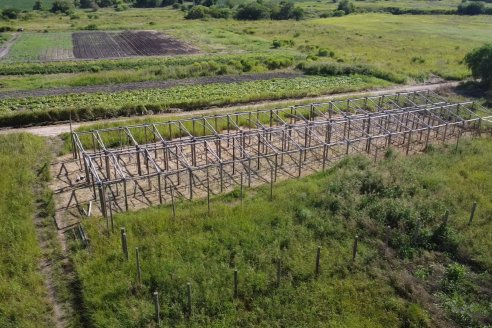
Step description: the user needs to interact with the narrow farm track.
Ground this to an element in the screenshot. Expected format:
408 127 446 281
0 72 303 99
0 81 460 137
0 32 20 59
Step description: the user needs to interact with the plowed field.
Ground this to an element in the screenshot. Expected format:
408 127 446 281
72 30 198 59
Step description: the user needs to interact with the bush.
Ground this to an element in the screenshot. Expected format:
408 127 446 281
209 7 231 19
464 44 492 86
185 5 209 19
333 9 346 16
0 26 14 32
51 0 73 14
2 8 21 19
271 2 304 20
33 0 43 10
235 2 271 20
337 0 355 14
457 1 485 15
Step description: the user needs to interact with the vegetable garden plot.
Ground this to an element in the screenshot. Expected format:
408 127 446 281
50 90 492 228
72 31 198 59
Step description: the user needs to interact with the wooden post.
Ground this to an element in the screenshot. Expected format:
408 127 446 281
207 167 211 216
468 202 477 225
121 227 128 260
240 172 244 207
153 291 161 326
276 257 281 288
443 210 449 226
136 247 142 287
233 269 238 299
352 235 358 261
186 282 192 318
385 226 391 248
170 186 176 219
270 166 274 201
315 246 321 277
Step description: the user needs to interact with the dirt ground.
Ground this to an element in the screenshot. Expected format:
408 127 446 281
72 30 198 59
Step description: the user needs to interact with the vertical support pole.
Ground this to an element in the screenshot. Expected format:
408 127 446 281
233 269 238 299
158 174 163 205
153 291 161 326
468 202 477 225
136 247 142 287
352 235 358 261
315 246 321 277
121 227 128 260
276 257 281 288
207 167 211 216
186 282 192 318
270 166 274 201
240 172 244 207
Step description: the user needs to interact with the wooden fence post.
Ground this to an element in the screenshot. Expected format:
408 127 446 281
153 291 161 326
352 235 358 261
233 269 238 299
121 227 128 260
315 246 321 277
468 202 477 225
136 247 142 287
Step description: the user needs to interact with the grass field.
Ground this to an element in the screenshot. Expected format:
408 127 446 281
6 32 73 62
0 10 490 81
70 138 492 327
0 133 53 328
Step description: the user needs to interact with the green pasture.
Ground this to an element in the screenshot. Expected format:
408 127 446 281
72 138 492 327
0 134 53 328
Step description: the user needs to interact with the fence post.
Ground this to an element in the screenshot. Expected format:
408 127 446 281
352 235 358 261
121 227 128 260
468 202 477 225
136 247 142 287
153 291 161 326
315 246 321 277
186 282 192 318
233 269 238 299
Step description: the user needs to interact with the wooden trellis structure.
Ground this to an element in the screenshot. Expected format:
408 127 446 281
55 90 491 220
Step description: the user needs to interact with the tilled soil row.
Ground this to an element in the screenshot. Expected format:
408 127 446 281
0 72 304 99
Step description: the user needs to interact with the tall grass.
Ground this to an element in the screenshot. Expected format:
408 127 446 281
72 138 492 327
0 134 53 328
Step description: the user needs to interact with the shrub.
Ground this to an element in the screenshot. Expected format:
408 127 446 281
333 9 346 16
2 8 21 19
185 5 209 19
33 0 43 10
51 0 73 14
337 0 355 14
464 44 492 86
272 40 281 48
209 7 231 19
235 2 271 20
83 24 98 30
457 1 485 15
0 26 14 32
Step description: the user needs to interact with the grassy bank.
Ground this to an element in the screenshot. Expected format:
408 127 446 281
72 138 492 327
0 134 53 328
0 75 390 127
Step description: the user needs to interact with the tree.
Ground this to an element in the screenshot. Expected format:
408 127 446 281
2 8 21 19
464 44 492 86
457 1 485 15
33 0 43 10
185 5 209 19
337 0 355 14
50 0 72 13
235 2 270 20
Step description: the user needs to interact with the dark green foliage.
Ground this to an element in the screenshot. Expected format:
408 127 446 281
298 61 406 83
185 5 209 19
337 0 355 14
33 0 43 10
457 1 485 15
235 1 271 20
464 44 492 86
271 2 304 20
50 0 72 13
1 8 20 19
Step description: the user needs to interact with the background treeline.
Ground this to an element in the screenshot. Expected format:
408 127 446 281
1 0 491 19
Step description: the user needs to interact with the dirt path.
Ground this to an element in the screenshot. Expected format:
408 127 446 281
0 32 20 59
0 72 303 99
0 81 459 137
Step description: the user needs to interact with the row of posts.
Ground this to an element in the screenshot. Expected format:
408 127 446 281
116 200 480 324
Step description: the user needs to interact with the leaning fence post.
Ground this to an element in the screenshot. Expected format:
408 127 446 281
136 247 142 287
315 246 321 277
468 202 477 225
121 227 128 260
352 235 359 261
153 291 161 326
443 210 449 227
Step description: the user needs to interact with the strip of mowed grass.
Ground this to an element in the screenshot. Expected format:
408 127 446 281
72 138 492 327
0 134 53 328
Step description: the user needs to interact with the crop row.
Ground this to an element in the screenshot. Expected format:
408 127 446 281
0 75 390 127
0 52 300 75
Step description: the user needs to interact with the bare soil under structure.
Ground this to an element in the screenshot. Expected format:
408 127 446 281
51 90 492 232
